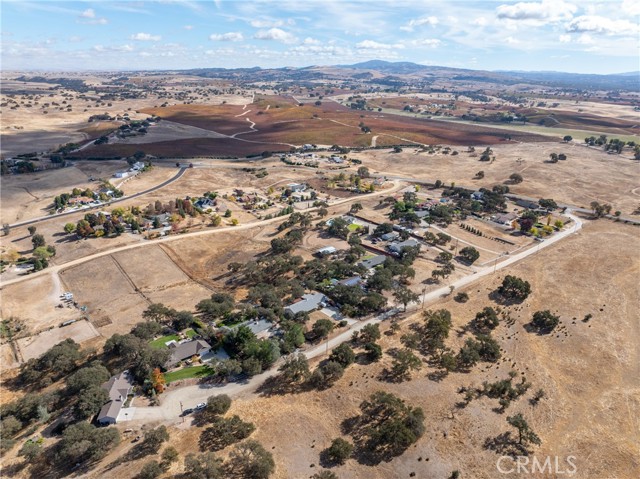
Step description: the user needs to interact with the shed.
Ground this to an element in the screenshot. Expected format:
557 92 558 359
316 246 337 256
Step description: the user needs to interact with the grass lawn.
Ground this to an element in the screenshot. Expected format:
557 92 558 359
150 334 180 349
164 365 211 383
347 223 361 231
184 328 197 338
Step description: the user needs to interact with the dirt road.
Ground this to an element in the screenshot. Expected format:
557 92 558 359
124 210 583 424
0 181 404 289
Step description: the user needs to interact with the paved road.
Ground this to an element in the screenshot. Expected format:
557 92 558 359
0 181 404 289
125 210 583 424
6 167 188 229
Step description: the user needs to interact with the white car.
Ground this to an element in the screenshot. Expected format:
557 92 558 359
195 402 206 410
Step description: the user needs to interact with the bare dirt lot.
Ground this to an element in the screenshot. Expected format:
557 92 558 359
16 320 100 361
58 246 215 338
109 120 227 145
358 142 640 215
0 272 77 332
60 255 148 335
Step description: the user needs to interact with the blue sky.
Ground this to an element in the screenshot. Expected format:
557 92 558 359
2 0 639 73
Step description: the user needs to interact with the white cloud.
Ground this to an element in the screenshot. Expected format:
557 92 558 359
401 16 439 32
566 16 640 36
496 0 576 22
411 39 442 48
184 25 194 30
209 32 244 41
505 36 521 44
250 18 295 28
205 48 235 56
303 37 320 45
622 0 640 16
576 33 595 45
471 17 488 26
93 44 134 53
77 8 108 25
290 44 349 56
254 28 297 44
356 40 404 50
131 32 162 41
559 34 571 43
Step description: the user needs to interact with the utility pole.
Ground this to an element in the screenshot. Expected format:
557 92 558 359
422 286 427 309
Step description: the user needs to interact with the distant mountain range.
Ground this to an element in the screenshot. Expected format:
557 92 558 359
183 59 639 91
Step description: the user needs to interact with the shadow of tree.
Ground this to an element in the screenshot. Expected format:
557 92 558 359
484 432 530 457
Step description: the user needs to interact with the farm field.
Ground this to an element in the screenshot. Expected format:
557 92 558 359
357 141 640 215
0 161 122 224
73 95 553 159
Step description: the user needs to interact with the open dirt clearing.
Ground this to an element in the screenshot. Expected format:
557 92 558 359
359 142 640 214
58 247 214 338
16 320 100 361
109 120 227 145
0 273 78 332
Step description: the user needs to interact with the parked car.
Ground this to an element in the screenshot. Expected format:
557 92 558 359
181 408 194 416
195 403 206 410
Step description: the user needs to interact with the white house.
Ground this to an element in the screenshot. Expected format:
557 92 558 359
285 293 327 316
287 183 307 193
388 239 419 254
96 371 134 425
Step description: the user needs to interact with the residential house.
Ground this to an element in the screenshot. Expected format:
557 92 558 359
284 293 327 316
242 319 274 339
290 192 310 202
338 275 363 287
417 200 440 210
194 197 216 209
388 239 419 254
358 255 387 270
165 339 212 369
287 183 307 193
493 212 518 226
131 161 145 171
96 371 134 425
515 199 539 210
67 197 93 206
114 171 130 179
380 231 399 242
471 191 484 201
